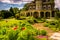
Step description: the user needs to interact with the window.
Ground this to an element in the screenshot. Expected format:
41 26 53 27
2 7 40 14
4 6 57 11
29 6 32 10
43 5 46 9
33 6 36 9
33 6 35 8
47 5 51 9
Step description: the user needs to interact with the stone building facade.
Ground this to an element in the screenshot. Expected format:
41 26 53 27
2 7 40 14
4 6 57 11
20 0 56 18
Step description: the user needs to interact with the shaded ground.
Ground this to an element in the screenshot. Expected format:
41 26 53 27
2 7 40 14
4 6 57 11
32 23 54 36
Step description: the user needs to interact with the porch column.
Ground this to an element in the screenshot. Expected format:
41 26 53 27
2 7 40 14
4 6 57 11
38 12 40 17
50 11 52 18
20 13 22 16
55 12 57 18
32 12 34 17
44 12 45 18
25 12 26 17
30 12 31 16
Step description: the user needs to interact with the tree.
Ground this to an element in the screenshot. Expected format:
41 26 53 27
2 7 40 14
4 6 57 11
55 8 59 12
0 11 2 20
55 8 60 18
1 10 13 18
0 11 2 17
9 7 14 15
9 7 19 16
22 4 28 11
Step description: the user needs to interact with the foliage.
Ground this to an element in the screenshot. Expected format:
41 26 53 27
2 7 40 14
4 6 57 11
44 23 49 27
44 19 60 31
56 12 60 18
0 19 47 40
23 4 28 11
26 17 38 24
9 7 19 16
1 10 13 18
55 8 60 18
0 7 20 19
40 30 47 36
36 18 46 23
15 13 20 19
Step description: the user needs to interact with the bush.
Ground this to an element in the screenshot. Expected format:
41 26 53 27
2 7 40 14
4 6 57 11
0 17 2 20
41 19 46 22
36 18 46 23
40 30 47 36
50 21 56 25
28 20 34 24
8 30 19 40
0 35 8 40
44 23 49 27
27 17 38 24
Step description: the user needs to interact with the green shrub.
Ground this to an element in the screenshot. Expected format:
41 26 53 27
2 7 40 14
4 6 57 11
1 29 6 35
38 21 44 23
8 30 19 40
40 30 47 36
44 23 49 27
41 19 46 22
26 17 35 24
50 21 56 25
28 20 34 24
50 28 56 32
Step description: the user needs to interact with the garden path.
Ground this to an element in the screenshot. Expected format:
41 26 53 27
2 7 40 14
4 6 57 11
33 23 54 36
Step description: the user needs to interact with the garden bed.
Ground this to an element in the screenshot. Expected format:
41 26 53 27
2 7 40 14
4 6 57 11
0 19 47 40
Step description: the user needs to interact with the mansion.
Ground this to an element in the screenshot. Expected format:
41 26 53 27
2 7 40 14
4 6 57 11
20 0 56 18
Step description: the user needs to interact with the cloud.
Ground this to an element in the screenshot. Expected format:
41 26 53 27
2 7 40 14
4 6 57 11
55 0 60 9
0 0 33 4
0 0 33 10
0 0 60 10
0 0 11 3
22 0 34 2
0 2 25 10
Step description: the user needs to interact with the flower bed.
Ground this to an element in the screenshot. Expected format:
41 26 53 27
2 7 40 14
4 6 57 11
0 19 47 40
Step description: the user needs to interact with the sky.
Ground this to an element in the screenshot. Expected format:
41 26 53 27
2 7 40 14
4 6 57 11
0 0 60 10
